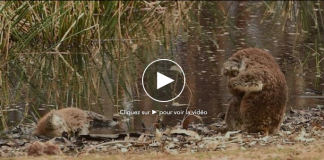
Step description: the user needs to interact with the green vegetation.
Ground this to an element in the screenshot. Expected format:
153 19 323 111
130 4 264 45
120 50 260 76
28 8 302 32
0 1 192 129
264 1 324 88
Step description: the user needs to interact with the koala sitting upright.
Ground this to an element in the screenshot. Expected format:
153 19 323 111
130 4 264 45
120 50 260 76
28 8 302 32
222 48 288 134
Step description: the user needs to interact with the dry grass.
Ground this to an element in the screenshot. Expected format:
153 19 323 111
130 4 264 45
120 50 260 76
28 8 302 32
0 1 193 129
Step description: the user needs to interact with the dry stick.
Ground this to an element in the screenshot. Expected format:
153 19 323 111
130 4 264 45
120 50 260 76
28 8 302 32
85 140 151 154
29 111 39 124
183 78 193 121
85 140 135 154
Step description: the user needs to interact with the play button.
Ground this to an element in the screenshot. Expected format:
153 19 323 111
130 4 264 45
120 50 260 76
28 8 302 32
152 110 157 114
157 72 174 89
142 59 185 102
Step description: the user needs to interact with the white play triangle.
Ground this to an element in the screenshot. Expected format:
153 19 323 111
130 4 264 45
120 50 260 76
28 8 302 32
157 72 174 89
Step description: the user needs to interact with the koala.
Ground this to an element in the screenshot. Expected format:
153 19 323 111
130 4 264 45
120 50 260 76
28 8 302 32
222 48 288 134
33 107 89 138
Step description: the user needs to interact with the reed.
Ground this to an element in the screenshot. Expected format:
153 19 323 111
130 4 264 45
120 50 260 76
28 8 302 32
264 1 324 86
0 1 192 129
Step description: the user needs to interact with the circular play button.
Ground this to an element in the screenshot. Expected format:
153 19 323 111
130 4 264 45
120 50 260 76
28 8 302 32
142 59 185 102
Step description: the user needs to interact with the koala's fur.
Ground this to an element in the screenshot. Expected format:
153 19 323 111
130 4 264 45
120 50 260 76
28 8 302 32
222 48 288 134
33 107 89 138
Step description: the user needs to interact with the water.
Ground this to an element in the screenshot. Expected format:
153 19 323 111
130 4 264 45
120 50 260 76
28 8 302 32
131 1 324 130
4 1 324 132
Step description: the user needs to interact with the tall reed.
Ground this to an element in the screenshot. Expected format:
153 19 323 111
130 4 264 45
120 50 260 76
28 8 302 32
0 1 192 129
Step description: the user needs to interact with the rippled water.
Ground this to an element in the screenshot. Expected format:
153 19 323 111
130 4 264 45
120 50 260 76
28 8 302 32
131 1 324 130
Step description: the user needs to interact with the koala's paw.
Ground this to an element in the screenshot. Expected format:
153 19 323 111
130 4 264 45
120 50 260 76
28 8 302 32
222 59 246 78
222 61 240 77
229 80 263 92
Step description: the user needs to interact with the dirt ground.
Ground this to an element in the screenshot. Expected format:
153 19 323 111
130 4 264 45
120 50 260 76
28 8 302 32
2 141 324 160
2 108 324 160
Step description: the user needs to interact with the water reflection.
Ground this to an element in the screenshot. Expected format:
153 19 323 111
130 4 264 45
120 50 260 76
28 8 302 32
133 1 324 129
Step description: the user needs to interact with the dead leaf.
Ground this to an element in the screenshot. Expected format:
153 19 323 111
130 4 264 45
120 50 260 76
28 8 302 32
155 128 163 143
163 127 172 137
172 102 188 107
131 44 138 52
225 130 241 139
137 133 145 142
170 65 182 73
295 128 316 142
204 140 220 150
182 114 203 129
120 148 128 153
170 128 201 140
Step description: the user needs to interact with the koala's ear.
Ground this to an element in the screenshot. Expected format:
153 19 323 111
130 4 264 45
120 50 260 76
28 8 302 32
45 111 53 121
51 111 63 124
42 111 54 128
46 110 61 127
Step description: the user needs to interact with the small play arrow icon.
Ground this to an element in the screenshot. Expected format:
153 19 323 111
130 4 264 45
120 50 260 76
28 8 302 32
157 72 174 89
152 110 157 114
